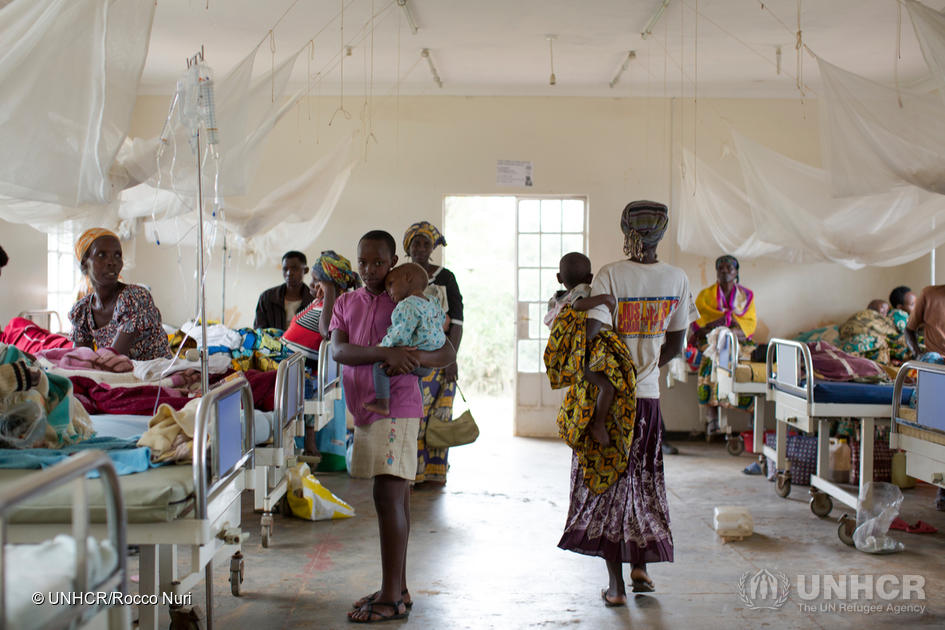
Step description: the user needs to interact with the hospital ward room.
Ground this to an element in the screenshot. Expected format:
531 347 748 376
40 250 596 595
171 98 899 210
3 0 945 628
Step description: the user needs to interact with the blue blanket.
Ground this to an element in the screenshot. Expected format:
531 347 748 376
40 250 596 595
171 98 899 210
0 436 157 477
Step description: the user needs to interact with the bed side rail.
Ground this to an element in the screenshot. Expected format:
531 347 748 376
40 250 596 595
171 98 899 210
17 309 63 334
716 327 738 375
0 450 127 630
273 352 305 447
317 339 342 402
193 375 255 520
893 360 945 437
766 337 813 405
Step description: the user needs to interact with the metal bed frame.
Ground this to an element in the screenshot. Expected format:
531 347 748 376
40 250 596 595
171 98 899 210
17 309 64 334
0 451 128 630
891 360 945 491
766 338 895 544
304 339 343 431
714 327 768 457
249 352 304 547
4 375 255 630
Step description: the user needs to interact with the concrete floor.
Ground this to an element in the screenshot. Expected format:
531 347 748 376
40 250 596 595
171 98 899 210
144 401 945 630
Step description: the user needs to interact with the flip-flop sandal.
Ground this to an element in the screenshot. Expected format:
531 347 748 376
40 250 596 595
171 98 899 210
906 520 938 534
601 589 626 607
631 578 656 593
352 590 413 610
348 600 408 623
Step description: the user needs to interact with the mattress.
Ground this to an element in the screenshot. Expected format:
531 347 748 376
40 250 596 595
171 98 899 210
774 381 915 405
90 409 276 444
0 465 195 524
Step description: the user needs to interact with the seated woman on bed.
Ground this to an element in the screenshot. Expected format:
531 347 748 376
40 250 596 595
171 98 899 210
281 250 360 457
68 228 171 362
837 299 909 365
689 255 758 433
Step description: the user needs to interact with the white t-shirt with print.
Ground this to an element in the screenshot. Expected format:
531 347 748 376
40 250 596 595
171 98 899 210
587 260 698 399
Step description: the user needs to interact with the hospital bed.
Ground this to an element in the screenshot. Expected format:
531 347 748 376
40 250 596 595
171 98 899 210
765 338 912 544
247 340 343 546
0 450 128 630
248 351 304 547
304 339 343 432
891 361 945 494
0 375 255 630
714 327 768 457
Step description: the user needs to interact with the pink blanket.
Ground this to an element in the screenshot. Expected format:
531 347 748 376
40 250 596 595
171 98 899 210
39 347 133 372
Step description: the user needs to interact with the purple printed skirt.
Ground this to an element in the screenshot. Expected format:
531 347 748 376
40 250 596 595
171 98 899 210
558 398 674 564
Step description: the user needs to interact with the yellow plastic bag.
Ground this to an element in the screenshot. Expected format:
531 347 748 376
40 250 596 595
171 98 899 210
286 463 355 521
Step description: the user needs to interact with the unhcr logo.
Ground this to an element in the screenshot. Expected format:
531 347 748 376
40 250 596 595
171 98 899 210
737 569 791 610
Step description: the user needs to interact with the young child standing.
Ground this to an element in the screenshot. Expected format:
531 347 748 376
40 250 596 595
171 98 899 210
364 263 446 416
329 230 455 623
546 252 617 445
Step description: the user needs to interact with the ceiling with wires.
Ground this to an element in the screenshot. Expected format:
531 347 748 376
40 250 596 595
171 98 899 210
140 0 945 98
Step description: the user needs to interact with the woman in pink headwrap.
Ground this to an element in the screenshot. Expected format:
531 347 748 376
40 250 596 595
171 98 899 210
68 228 170 361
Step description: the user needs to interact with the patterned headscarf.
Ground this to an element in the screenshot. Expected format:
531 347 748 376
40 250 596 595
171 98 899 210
312 250 361 290
403 221 447 253
75 228 120 266
620 200 668 259
715 254 740 282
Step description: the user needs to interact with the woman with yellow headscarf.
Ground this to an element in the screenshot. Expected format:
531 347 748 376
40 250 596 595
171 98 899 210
68 228 170 360
403 220 464 485
689 255 758 432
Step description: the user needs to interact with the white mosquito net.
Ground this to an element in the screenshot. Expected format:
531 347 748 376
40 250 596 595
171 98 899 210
0 0 154 206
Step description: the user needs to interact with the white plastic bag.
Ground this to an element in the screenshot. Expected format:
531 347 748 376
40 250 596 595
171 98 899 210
286 463 354 521
853 482 905 554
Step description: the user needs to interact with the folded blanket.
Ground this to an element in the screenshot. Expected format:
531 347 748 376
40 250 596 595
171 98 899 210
808 341 888 383
38 347 133 373
137 398 200 463
0 436 155 476
543 306 637 494
180 321 243 350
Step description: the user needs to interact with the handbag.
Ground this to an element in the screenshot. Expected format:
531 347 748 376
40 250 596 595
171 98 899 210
425 383 479 448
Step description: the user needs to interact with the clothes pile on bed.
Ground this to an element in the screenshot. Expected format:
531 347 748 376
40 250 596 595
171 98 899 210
168 320 292 373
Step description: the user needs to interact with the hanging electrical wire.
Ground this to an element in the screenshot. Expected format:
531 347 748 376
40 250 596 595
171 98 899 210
895 1 903 108
548 35 557 86
329 0 352 125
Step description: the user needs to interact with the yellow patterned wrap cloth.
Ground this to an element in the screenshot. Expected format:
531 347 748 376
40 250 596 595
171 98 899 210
544 305 637 494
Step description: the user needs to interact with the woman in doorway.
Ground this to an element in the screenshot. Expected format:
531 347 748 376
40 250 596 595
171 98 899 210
69 228 171 361
561 200 698 606
404 220 464 485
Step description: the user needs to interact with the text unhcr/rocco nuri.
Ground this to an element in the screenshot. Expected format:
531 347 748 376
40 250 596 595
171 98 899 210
44 592 192 606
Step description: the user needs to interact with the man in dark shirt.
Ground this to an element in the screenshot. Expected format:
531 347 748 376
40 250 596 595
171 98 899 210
253 251 314 330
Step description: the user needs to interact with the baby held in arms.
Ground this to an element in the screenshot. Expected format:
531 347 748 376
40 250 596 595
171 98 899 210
363 263 447 416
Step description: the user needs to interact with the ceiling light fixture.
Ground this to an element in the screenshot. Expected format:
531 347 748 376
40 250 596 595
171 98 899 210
547 34 557 86
397 0 419 35
609 50 636 88
640 0 671 40
421 48 442 88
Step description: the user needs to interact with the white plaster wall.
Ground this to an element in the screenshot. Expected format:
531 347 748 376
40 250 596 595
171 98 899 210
0 220 48 326
124 94 934 434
